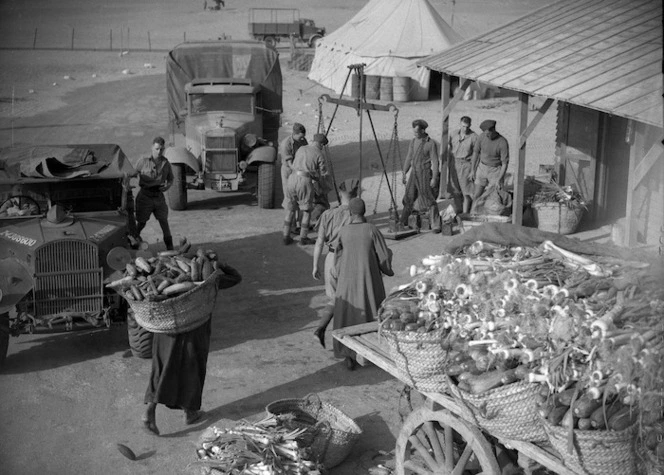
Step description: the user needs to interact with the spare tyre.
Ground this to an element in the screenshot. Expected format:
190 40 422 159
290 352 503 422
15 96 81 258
127 311 153 359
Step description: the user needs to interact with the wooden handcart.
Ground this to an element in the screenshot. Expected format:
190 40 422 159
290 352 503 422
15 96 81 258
333 322 578 475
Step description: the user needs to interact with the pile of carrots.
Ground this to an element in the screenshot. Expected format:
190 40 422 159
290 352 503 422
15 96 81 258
106 238 219 302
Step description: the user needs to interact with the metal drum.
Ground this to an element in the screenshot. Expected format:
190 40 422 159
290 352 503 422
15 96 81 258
365 75 381 100
393 76 411 102
380 76 393 101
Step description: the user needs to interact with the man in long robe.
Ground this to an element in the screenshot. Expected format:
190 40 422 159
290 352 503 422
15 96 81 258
311 178 359 347
332 198 394 369
142 263 241 435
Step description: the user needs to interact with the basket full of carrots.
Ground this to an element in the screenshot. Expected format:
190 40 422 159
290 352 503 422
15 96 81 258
106 238 221 334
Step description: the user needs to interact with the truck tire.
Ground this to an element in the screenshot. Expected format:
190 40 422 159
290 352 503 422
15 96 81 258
167 163 188 211
264 36 277 48
309 35 322 48
257 162 275 209
0 312 9 369
127 311 153 359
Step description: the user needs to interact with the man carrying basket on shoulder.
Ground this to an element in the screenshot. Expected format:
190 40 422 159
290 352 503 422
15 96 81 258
142 261 242 435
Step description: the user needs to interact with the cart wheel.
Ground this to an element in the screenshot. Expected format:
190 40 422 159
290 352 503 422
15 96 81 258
395 407 500 475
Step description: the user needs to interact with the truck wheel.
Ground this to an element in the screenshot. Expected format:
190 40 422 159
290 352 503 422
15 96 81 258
127 311 153 359
257 162 275 209
0 312 9 369
309 35 322 48
264 36 277 48
167 163 188 211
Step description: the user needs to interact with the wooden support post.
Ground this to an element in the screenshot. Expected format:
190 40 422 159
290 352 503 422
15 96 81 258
184 31 187 42
110 29 113 50
625 139 664 246
127 27 130 51
71 27 75 50
438 73 451 200
33 28 38 49
147 31 151 52
513 92 529 226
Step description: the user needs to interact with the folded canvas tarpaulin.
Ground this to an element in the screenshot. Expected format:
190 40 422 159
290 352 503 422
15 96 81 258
441 223 650 261
308 0 462 100
0 144 136 184
166 40 282 125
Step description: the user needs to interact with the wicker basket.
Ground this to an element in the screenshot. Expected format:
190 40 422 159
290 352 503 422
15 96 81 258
380 329 451 394
265 394 362 469
449 380 547 443
532 201 584 235
127 272 219 334
542 417 638 475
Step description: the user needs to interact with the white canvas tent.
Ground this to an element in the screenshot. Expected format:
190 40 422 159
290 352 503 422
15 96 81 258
308 0 463 101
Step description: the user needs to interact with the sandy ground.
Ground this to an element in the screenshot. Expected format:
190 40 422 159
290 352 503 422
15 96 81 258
1 1 561 474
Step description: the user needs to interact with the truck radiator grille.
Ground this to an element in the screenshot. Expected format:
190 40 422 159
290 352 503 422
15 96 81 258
205 151 237 173
205 135 234 150
33 240 103 316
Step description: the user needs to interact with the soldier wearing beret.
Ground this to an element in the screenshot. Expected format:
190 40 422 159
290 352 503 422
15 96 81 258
470 119 509 207
401 119 441 232
283 133 330 245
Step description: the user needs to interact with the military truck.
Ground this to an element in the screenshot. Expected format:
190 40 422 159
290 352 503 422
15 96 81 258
165 40 283 210
248 8 326 48
0 144 152 367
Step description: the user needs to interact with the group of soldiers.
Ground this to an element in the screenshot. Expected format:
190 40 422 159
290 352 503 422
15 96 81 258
278 115 510 242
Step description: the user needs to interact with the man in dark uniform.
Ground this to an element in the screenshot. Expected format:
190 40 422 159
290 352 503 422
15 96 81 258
470 119 509 208
135 137 175 250
401 119 441 233
311 178 359 347
283 133 330 246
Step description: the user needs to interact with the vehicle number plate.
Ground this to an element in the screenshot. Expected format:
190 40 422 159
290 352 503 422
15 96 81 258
219 180 231 191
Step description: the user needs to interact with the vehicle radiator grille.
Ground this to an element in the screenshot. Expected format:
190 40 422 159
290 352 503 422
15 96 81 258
205 135 234 150
33 239 103 316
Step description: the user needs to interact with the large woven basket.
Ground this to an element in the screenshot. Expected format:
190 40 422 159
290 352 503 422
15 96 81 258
127 272 219 334
265 394 362 469
542 417 638 475
532 201 584 235
449 380 547 443
381 329 451 394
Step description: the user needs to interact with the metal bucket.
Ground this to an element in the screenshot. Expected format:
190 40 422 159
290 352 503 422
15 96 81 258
380 76 393 101
393 76 411 102
365 75 381 100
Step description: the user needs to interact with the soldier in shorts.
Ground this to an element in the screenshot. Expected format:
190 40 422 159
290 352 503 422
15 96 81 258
283 134 330 246
471 120 509 208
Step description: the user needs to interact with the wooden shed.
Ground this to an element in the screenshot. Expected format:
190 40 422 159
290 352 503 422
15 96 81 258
418 0 663 248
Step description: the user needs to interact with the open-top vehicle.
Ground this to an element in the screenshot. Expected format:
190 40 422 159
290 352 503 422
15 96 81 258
0 144 152 367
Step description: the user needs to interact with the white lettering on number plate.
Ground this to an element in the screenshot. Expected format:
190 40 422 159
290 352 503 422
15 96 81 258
0 230 37 247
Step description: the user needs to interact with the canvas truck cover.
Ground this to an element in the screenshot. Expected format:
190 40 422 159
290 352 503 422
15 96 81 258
0 144 136 184
167 41 283 124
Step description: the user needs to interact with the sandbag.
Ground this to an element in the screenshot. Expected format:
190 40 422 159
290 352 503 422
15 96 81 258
472 185 512 216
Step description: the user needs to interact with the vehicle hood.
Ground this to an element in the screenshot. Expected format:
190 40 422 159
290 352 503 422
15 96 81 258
0 213 126 256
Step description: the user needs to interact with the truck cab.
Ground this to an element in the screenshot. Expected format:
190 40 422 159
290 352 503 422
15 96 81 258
165 41 282 210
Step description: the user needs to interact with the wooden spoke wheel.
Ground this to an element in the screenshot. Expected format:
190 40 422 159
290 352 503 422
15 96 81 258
395 407 500 475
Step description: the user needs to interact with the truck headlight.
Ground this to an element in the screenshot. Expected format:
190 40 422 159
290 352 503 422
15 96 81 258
238 160 248 171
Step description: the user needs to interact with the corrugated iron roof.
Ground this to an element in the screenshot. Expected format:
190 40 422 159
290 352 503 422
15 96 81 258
418 0 663 128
